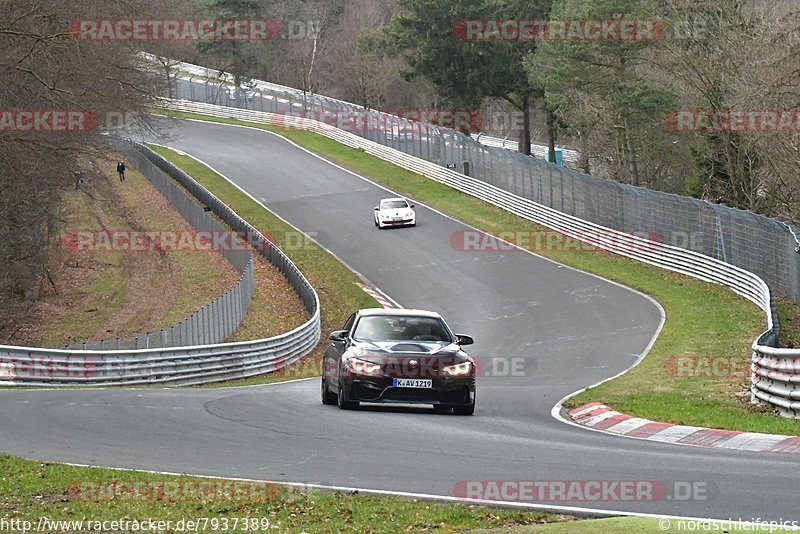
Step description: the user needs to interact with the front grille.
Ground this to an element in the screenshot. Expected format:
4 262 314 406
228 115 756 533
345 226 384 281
383 388 438 402
353 382 383 401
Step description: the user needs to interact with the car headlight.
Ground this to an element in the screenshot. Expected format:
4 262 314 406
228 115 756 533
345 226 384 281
343 356 382 377
379 212 390 219
442 361 472 376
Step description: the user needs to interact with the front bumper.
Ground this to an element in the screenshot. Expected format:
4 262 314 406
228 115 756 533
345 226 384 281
380 217 415 227
341 376 474 405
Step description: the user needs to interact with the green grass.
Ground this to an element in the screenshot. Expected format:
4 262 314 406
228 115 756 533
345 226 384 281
151 109 800 435
0 455 561 533
468 516 799 533
778 298 800 349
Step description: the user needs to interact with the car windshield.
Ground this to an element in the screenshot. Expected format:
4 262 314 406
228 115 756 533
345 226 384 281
352 316 452 342
381 200 408 210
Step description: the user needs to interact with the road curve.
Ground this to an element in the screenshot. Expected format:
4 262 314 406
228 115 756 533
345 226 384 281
1 118 798 521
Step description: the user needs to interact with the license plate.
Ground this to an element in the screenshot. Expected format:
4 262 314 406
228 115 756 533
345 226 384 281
393 378 432 388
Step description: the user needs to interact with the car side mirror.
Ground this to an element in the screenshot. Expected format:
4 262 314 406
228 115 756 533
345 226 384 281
373 206 379 211
410 204 415 208
455 334 474 346
329 330 348 342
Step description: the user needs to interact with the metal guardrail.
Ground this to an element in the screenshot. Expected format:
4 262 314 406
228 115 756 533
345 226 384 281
0 140 321 387
752 344 800 418
160 99 800 417
469 133 580 163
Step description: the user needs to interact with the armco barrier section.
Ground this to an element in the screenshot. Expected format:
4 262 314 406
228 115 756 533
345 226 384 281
0 141 320 387
66 141 256 350
470 132 579 163
752 345 800 418
166 56 800 307
159 54 578 162
161 99 800 417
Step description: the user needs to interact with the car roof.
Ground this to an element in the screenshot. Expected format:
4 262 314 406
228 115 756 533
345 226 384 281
379 197 407 203
357 308 442 319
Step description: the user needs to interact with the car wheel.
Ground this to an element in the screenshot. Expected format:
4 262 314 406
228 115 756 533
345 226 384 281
374 217 378 227
433 404 451 414
337 380 359 410
321 378 336 405
452 400 475 416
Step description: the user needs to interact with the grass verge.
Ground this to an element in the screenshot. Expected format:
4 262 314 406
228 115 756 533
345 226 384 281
0 455 565 533
3 452 794 533
153 110 800 435
468 516 798 533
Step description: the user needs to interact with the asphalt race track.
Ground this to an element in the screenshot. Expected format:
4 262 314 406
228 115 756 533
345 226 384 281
1 117 798 521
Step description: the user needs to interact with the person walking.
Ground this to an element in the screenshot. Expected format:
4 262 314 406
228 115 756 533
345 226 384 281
74 170 84 191
116 161 126 182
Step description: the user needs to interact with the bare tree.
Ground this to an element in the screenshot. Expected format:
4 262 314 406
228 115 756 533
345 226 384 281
0 0 167 305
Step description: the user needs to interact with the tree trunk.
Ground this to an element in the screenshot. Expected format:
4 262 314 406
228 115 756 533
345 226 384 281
163 62 173 99
521 95 532 156
547 109 556 163
623 117 640 186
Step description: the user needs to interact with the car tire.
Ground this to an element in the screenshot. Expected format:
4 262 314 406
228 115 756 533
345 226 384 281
433 404 451 414
374 217 378 227
452 400 475 416
337 380 359 410
321 378 336 405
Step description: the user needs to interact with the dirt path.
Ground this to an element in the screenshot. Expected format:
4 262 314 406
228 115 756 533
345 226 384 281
81 157 180 340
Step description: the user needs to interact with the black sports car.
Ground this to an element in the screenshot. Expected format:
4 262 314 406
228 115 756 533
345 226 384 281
321 308 476 415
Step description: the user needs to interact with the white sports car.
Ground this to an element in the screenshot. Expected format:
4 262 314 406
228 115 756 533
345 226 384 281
374 198 416 229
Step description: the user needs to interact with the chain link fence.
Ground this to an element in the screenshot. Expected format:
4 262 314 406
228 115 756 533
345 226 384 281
171 67 800 318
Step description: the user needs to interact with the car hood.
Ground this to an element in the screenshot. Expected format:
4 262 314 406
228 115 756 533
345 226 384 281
353 340 456 355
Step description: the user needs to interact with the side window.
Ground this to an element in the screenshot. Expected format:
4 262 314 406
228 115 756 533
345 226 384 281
342 313 356 333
